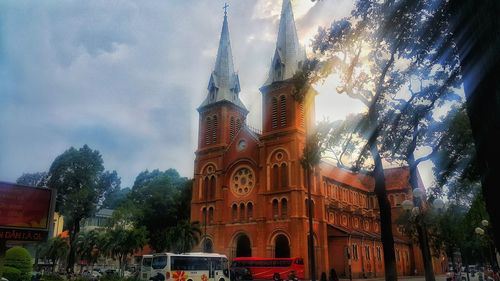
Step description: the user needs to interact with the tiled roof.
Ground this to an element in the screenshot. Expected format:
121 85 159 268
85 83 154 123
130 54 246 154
320 162 412 192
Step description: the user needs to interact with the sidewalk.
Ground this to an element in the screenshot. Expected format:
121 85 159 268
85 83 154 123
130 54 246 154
338 275 448 281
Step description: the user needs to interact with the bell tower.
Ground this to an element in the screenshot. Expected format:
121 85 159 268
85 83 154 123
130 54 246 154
260 0 314 138
197 6 248 153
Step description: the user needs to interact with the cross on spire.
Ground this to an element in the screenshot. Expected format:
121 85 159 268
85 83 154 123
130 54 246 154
223 3 229 16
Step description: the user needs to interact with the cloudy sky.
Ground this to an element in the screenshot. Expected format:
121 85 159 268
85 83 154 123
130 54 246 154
0 0 370 188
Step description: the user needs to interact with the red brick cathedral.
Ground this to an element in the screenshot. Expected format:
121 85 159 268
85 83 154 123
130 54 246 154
190 1 446 278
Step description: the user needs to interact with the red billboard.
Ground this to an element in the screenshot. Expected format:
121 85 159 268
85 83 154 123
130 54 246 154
0 182 56 242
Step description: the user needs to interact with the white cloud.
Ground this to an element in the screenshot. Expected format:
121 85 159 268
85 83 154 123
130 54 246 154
0 0 357 187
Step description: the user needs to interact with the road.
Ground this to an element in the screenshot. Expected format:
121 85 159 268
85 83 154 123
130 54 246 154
337 273 485 281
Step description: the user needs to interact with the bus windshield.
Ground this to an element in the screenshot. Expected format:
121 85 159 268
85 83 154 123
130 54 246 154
152 256 168 270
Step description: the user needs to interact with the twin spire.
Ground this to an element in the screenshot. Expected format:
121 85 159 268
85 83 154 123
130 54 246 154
266 0 306 85
199 4 246 111
199 0 305 109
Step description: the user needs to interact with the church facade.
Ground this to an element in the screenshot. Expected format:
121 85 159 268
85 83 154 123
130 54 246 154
190 1 446 278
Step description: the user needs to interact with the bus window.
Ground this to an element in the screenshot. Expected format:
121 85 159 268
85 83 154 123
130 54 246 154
143 257 152 267
171 256 209 271
152 256 168 270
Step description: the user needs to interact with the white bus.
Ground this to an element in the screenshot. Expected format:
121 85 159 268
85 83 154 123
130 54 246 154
149 253 230 281
141 254 154 281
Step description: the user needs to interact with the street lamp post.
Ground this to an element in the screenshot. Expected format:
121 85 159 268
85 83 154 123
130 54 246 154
401 194 445 281
475 220 498 269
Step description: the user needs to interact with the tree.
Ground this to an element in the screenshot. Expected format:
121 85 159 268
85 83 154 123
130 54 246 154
126 169 191 252
47 144 120 272
39 237 69 272
16 172 48 187
101 187 131 209
431 107 479 202
101 226 148 276
75 230 101 271
310 0 465 279
443 0 500 251
165 221 201 254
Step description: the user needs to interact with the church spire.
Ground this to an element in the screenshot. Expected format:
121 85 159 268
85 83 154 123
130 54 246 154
199 4 246 111
265 0 306 85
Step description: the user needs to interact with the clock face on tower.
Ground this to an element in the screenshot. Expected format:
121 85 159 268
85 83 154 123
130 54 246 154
230 166 255 196
237 139 247 151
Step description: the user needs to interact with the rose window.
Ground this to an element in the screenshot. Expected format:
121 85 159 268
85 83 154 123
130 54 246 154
231 167 255 196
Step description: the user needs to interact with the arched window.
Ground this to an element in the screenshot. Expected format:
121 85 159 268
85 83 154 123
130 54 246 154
236 118 242 132
272 199 279 218
280 163 288 188
209 176 216 200
272 165 279 190
212 115 218 143
202 208 207 225
206 117 212 145
300 101 305 127
280 95 286 127
232 204 238 221
274 60 282 81
281 198 288 218
247 202 253 220
305 199 315 218
240 203 245 221
230 117 235 140
271 97 278 128
208 207 214 224
203 177 209 200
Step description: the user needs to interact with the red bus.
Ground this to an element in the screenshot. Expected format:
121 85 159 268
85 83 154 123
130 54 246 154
231 257 305 280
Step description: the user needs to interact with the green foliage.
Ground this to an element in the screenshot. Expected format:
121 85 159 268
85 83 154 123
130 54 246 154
47 144 120 218
102 187 131 209
16 172 48 187
73 277 88 281
38 237 69 272
101 226 148 276
126 169 191 252
300 130 326 170
1 266 21 281
46 144 120 271
4 247 32 281
99 274 122 281
166 221 201 253
40 273 64 281
432 107 479 200
75 230 102 266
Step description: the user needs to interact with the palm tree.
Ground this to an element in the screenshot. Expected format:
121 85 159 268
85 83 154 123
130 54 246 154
101 226 148 277
75 230 101 271
166 221 202 253
39 237 69 272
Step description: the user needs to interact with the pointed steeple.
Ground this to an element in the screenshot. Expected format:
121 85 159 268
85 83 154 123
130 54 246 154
199 6 246 111
265 0 306 85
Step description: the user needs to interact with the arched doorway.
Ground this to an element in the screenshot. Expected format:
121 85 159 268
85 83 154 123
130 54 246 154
236 234 252 257
274 234 290 258
203 238 213 253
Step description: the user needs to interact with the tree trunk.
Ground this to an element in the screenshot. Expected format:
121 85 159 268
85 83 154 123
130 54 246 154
306 167 317 281
408 155 436 281
67 218 81 273
371 144 398 281
0 240 6 279
450 0 500 251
